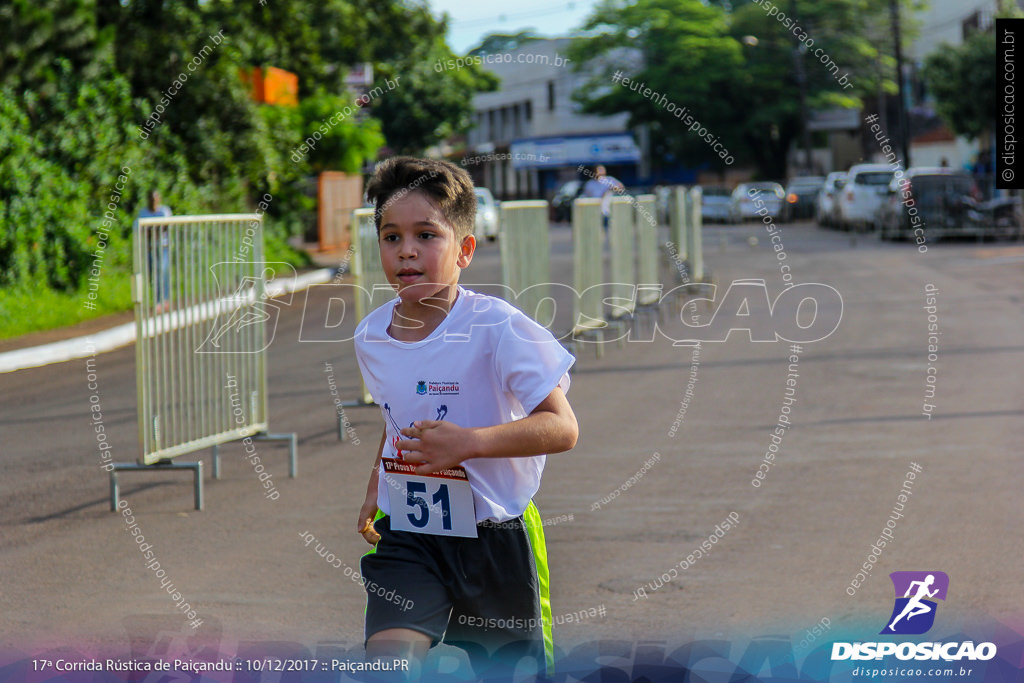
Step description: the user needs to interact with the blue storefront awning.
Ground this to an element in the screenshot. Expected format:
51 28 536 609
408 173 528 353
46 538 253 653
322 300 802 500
509 133 641 169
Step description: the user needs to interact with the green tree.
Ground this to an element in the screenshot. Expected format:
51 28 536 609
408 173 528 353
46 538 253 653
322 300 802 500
0 0 104 96
568 0 743 169
202 0 442 96
295 91 386 172
372 30 499 155
569 0 914 178
921 32 996 142
0 59 199 291
0 0 479 317
199 0 491 157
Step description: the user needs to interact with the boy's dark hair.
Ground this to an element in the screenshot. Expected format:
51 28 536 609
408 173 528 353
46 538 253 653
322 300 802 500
366 156 476 239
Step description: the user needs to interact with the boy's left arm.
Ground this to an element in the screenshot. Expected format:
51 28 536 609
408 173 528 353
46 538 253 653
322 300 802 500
396 387 578 474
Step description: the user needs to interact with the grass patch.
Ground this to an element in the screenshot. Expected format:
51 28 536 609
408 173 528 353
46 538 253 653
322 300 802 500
0 270 135 341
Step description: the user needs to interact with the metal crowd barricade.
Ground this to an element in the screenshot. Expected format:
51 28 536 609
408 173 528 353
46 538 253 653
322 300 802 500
571 198 606 358
111 214 297 511
607 196 636 345
338 207 394 412
664 187 711 313
499 200 553 325
687 187 705 284
634 194 662 332
351 208 392 324
669 186 688 268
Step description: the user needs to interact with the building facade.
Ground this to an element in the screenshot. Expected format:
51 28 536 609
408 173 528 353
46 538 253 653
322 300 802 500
464 38 641 201
903 0 1014 170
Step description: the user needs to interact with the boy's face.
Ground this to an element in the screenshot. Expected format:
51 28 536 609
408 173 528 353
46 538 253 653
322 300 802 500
378 190 475 307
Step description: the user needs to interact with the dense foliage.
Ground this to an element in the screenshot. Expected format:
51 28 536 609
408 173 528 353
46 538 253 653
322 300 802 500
922 32 997 142
0 0 493 308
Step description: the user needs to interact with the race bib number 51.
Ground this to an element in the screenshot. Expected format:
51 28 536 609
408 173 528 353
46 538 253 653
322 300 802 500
382 459 478 538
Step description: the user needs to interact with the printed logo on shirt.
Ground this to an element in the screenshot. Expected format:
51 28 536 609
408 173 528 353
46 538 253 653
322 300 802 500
416 380 460 396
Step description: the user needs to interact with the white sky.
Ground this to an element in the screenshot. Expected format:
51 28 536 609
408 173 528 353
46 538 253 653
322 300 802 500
426 0 604 54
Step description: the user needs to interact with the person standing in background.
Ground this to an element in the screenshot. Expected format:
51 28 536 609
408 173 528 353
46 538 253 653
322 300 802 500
581 165 624 233
136 190 173 312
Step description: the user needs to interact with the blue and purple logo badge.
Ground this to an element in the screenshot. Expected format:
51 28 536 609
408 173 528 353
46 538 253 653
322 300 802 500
881 571 949 635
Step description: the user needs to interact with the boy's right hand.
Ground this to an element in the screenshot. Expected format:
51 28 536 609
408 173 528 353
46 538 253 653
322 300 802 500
357 497 381 546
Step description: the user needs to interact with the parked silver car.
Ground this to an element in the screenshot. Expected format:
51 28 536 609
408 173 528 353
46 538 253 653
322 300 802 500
474 187 499 241
729 182 784 222
701 186 732 223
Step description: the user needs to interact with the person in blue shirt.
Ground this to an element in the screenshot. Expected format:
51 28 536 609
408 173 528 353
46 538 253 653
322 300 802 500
581 165 623 232
136 190 173 311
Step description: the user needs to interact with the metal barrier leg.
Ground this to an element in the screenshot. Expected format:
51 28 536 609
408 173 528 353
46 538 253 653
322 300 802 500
254 432 299 478
212 443 220 479
289 434 297 478
607 317 632 349
110 470 119 511
109 461 204 511
338 416 347 442
605 319 621 348
636 305 659 339
341 398 376 408
573 327 605 359
192 461 203 511
634 310 646 339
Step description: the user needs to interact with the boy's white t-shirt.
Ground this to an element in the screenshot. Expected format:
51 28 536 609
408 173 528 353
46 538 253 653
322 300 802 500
354 286 575 523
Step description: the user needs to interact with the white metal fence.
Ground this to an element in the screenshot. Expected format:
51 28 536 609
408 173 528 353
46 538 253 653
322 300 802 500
112 214 296 510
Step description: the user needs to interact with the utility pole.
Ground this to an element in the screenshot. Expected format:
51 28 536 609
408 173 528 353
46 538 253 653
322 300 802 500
791 0 814 174
890 0 911 168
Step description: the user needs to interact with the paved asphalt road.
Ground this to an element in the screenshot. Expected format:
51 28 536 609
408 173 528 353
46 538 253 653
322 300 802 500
2 221 1022 674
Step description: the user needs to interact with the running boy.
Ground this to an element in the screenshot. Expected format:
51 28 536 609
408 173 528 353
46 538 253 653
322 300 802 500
354 157 578 678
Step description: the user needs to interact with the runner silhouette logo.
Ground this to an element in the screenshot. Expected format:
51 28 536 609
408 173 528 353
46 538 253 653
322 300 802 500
881 571 949 635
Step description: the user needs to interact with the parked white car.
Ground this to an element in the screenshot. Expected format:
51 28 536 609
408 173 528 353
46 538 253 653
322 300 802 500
729 182 784 222
816 172 847 227
474 187 499 241
700 186 732 223
837 164 896 230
